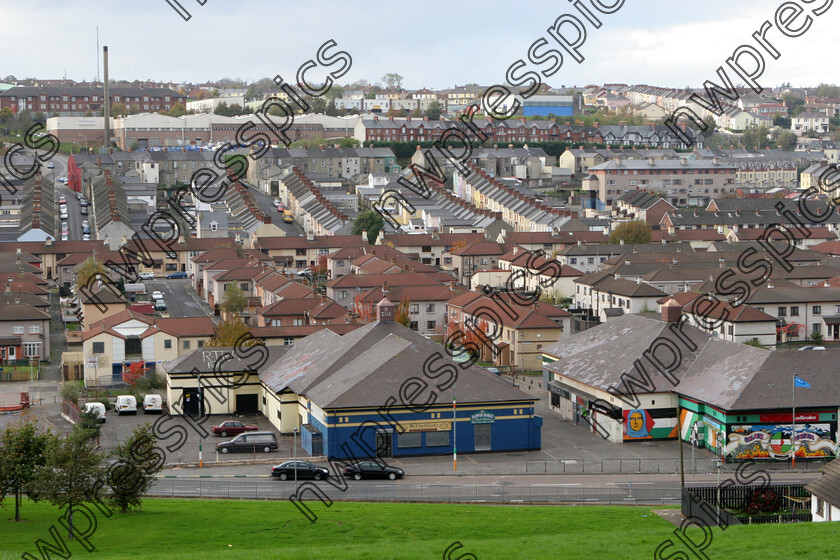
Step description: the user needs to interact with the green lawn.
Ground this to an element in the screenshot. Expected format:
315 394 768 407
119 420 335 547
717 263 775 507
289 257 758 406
0 500 835 559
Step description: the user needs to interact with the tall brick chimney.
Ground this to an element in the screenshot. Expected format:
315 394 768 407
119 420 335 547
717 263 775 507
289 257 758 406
376 297 396 322
661 298 682 322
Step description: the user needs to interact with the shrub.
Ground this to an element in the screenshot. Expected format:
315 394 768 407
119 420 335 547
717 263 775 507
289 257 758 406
60 380 84 404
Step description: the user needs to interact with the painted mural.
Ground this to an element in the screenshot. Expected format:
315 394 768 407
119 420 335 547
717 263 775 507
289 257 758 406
622 409 678 440
725 424 838 460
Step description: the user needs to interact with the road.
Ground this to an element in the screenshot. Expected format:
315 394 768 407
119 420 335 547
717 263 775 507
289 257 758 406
141 277 212 318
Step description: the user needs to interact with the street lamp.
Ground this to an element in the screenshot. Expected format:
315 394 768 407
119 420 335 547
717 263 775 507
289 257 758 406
293 427 299 484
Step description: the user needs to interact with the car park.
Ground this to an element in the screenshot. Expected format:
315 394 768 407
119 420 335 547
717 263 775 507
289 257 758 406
83 402 106 422
216 431 278 454
211 420 259 437
342 461 404 480
139 272 155 280
271 461 329 481
151 291 164 300
166 271 188 279
143 394 163 414
115 395 137 415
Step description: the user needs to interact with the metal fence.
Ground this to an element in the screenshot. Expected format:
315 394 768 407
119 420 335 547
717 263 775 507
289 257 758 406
523 457 834 475
149 478 681 505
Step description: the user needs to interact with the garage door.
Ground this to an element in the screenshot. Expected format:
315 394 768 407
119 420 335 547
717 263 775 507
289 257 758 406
235 393 259 414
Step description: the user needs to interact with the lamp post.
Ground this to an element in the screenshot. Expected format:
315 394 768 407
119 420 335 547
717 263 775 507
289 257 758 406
293 427 299 484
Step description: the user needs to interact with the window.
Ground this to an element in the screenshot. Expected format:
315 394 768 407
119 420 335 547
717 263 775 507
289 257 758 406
426 431 450 447
164 339 172 349
183 340 191 350
397 432 422 448
588 257 594 264
198 340 205 347
790 306 799 316
426 320 436 330
92 342 104 354
29 325 40 334
284 337 295 345
778 306 786 316
337 260 345 267
570 258 577 265
410 304 419 313
409 321 418 331
814 323 822 333
13 325 23 334
240 283 249 292
339 290 348 299
293 318 304 326
23 342 41 357
814 305 822 315
426 304 435 313
421 246 432 252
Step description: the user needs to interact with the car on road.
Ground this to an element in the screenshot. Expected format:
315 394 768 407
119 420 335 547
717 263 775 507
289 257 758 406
61 222 69 232
60 210 69 220
82 225 91 234
296 268 312 277
80 206 88 215
798 346 826 351
80 198 89 207
283 210 294 223
82 234 90 241
212 420 259 437
154 299 166 311
139 272 155 280
58 195 66 204
60 233 69 241
47 162 55 169
271 461 329 481
342 461 404 480
81 219 89 227
166 271 188 279
216 431 278 454
151 291 164 300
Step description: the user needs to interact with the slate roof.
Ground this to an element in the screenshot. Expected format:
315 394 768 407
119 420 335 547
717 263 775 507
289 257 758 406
805 459 840 507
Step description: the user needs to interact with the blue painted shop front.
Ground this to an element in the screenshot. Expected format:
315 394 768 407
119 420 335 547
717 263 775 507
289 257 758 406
300 403 541 460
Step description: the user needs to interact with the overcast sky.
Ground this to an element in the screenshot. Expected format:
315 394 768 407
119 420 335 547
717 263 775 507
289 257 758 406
2 0 838 90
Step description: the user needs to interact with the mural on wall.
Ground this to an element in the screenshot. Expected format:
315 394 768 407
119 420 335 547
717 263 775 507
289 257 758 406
679 409 723 451
725 424 838 460
622 409 678 440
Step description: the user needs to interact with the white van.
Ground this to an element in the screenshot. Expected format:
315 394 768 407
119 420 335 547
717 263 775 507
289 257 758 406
143 394 163 414
115 395 137 415
83 402 106 423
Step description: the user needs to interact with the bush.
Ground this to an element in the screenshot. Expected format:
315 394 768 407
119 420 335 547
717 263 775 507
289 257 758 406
61 380 84 404
744 489 782 515
811 331 824 345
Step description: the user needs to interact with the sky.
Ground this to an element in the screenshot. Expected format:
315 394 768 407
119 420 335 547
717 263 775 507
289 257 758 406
1 0 838 90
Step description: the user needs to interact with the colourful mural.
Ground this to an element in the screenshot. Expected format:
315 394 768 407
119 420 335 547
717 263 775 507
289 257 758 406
725 424 838 460
622 409 678 440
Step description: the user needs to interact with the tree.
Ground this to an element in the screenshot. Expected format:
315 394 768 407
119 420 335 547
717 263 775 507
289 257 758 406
352 208 385 244
214 101 231 116
609 220 652 244
353 294 375 322
107 424 163 513
167 103 187 117
811 331 824 345
205 316 263 347
701 116 717 137
396 295 411 327
29 429 103 539
0 107 13 122
740 125 770 149
313 255 329 284
308 97 327 114
325 98 339 116
0 420 50 521
815 83 840 98
776 130 798 151
110 102 127 118
221 281 247 316
773 113 792 129
122 361 148 392
75 257 108 292
382 73 404 91
425 100 444 121
324 85 345 99
77 408 103 441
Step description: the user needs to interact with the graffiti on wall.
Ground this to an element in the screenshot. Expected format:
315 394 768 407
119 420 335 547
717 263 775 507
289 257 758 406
622 408 678 440
725 424 837 460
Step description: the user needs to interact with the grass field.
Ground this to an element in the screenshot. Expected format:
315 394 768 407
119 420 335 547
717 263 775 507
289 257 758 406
0 499 837 559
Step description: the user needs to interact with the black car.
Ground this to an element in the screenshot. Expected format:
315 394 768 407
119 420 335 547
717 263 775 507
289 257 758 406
342 460 404 480
271 461 330 481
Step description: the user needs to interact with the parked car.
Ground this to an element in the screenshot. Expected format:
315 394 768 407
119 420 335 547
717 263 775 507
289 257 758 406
80 206 88 216
60 233 69 241
216 431 278 454
115 395 137 415
47 162 55 169
82 234 90 241
212 420 259 437
342 461 404 480
151 291 164 300
139 272 155 280
798 346 826 351
165 271 188 279
143 394 163 414
271 461 329 481
154 299 166 311
58 195 66 204
283 210 294 224
61 222 69 232
83 402 106 423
